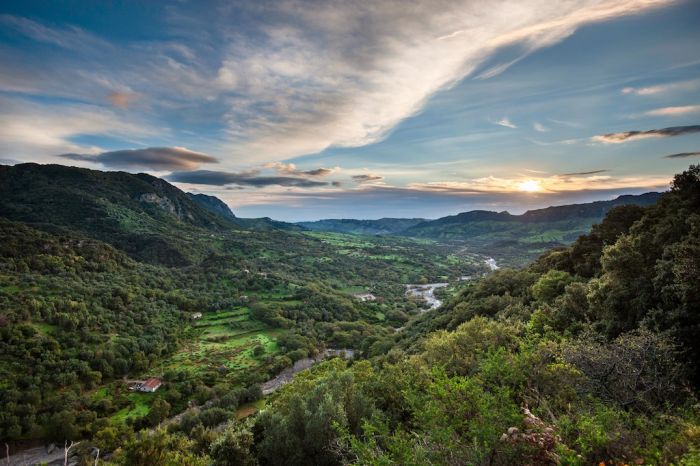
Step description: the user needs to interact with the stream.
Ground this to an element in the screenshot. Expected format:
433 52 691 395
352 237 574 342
405 283 449 311
485 257 499 271
405 256 498 312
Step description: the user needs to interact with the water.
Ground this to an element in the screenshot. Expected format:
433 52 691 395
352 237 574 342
405 282 449 311
485 257 499 270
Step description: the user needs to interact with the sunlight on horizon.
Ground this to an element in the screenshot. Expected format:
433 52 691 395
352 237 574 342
517 180 542 193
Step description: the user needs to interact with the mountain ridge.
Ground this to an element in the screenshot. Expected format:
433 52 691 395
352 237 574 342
0 163 296 265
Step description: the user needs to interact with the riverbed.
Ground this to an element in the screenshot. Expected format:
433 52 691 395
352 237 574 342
406 257 498 311
485 257 499 270
405 282 449 311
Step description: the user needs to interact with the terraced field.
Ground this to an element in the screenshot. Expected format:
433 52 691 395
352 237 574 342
161 307 285 374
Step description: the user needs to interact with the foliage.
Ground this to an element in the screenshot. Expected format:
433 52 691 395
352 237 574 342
2 164 699 466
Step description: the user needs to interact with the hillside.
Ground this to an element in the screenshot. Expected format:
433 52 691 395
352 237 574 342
188 193 237 220
1 164 698 466
238 167 699 466
0 164 296 265
0 164 490 456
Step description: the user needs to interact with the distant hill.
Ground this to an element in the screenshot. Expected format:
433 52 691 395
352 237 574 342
298 192 662 266
403 192 662 266
404 192 661 237
296 218 425 235
0 163 296 265
188 192 237 220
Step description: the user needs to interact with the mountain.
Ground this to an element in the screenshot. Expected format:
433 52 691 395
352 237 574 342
405 192 661 236
296 217 425 235
403 192 662 265
296 192 661 266
0 163 293 265
188 192 237 220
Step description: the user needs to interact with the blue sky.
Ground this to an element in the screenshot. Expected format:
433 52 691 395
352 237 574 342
1 0 699 221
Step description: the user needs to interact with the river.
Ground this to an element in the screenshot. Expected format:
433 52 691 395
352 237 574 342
485 257 499 270
406 256 498 311
405 282 449 311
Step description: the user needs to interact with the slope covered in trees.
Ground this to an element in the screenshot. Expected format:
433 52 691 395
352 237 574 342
99 167 697 466
0 165 488 452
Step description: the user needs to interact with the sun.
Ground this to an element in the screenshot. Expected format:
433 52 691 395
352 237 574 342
517 180 542 192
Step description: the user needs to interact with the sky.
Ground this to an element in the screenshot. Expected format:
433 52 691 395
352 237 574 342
1 0 699 221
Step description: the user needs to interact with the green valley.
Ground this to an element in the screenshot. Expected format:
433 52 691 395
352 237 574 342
1 164 698 466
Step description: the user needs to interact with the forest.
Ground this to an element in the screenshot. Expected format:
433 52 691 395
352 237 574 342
0 165 699 465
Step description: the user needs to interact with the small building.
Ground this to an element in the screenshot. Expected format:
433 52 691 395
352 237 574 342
353 292 376 302
191 312 203 320
139 377 162 392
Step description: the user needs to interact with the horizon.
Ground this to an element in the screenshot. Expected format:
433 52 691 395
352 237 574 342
0 160 667 222
1 0 698 220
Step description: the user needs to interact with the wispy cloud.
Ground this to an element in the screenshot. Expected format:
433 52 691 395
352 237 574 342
168 169 330 188
592 125 700 144
0 96 159 161
406 172 668 194
352 173 385 184
559 170 609 176
59 147 218 171
547 118 582 128
664 151 700 158
644 105 700 117
265 162 339 177
107 92 139 109
533 122 549 132
621 79 700 96
1 1 674 162
0 14 111 51
493 117 518 129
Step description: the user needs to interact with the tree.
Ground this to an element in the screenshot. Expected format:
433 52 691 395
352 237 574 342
146 398 171 426
116 429 209 466
210 422 257 466
531 270 576 304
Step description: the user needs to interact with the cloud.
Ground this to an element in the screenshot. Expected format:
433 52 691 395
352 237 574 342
664 151 700 159
644 105 700 117
107 92 138 109
493 117 517 129
352 173 385 184
59 147 218 170
0 96 159 162
547 118 582 128
0 14 110 51
533 122 549 132
592 125 700 144
621 79 700 96
406 172 668 194
558 170 608 176
266 162 339 177
0 0 679 163
168 169 329 188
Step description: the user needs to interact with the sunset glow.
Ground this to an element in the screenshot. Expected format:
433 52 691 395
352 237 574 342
517 180 542 193
0 0 697 220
